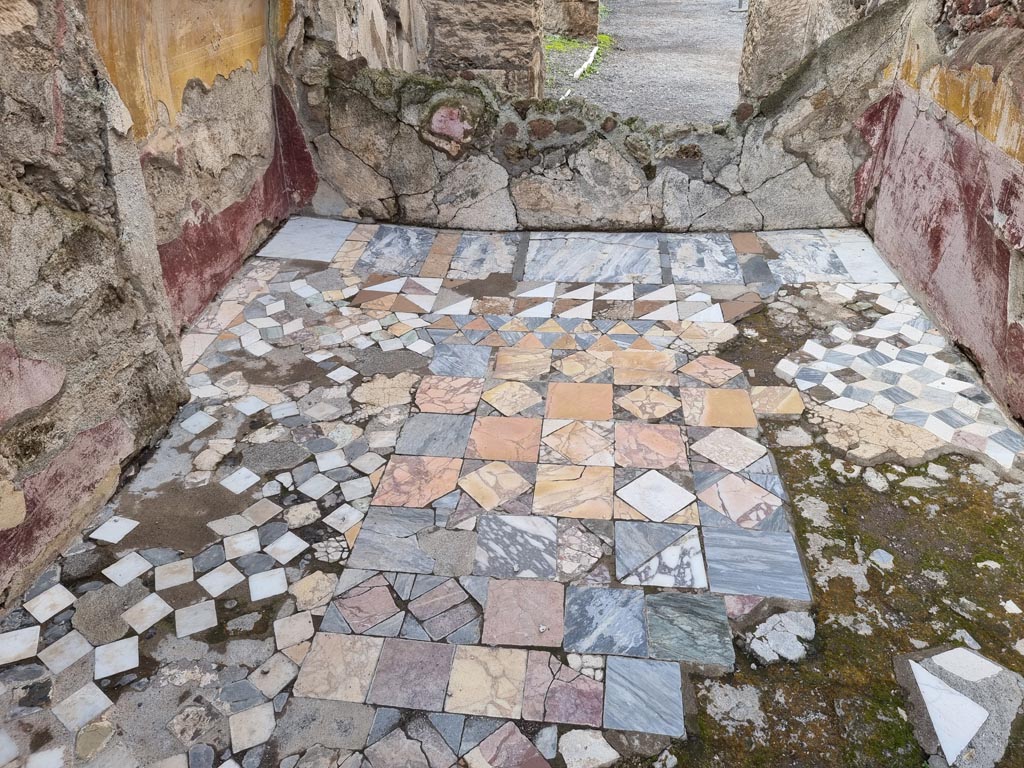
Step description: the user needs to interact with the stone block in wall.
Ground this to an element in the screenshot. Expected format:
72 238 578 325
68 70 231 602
543 0 600 39
422 0 545 97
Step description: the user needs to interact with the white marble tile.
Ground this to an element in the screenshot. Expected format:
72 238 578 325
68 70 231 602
257 217 357 262
102 551 152 586
249 569 288 601
94 636 139 679
198 562 245 597
155 559 195 591
264 532 309 565
89 515 139 543
932 647 1002 682
822 229 898 282
224 530 262 560
175 601 218 638
616 471 696 523
0 626 39 665
27 747 66 768
122 593 173 633
180 412 218 435
38 630 92 674
52 683 112 731
910 660 988 764
221 468 261 495
24 584 76 623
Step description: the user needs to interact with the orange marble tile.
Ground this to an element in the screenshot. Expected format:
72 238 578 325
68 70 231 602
680 388 758 428
416 376 484 414
614 423 688 469
750 386 805 417
546 382 613 420
610 350 678 386
678 356 743 387
615 387 681 420
372 456 462 507
533 465 613 519
466 417 542 462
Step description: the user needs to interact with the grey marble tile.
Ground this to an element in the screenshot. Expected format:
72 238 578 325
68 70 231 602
703 527 812 601
524 233 662 283
603 656 685 737
258 217 356 262
666 233 743 284
564 585 648 656
621 527 707 588
348 507 437 574
430 345 492 377
615 521 693 576
396 414 474 457
449 232 521 279
357 224 437 275
646 592 735 670
473 515 557 579
761 230 850 284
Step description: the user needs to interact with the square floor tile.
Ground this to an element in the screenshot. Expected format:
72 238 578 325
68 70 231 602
122 593 173 633
293 633 383 702
0 626 39 665
38 630 91 674
366 638 456 710
615 521 707 588
175 601 218 638
416 376 484 414
102 552 152 586
466 417 541 463
546 383 613 420
679 355 743 386
533 465 613 519
24 584 76 623
458 462 531 511
94 636 139 679
680 388 758 428
372 456 463 507
52 683 112 731
199 562 245 597
396 413 474 457
493 349 552 381
347 507 437 574
474 515 557 579
563 585 648 656
646 592 735 670
541 420 614 465
430 345 492 378
264 531 309 564
604 656 685 737
445 646 528 718
482 580 564 647
482 381 544 416
610 350 679 386
615 423 687 469
703 527 811 601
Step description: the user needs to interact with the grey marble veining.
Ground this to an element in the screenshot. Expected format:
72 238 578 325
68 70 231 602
429 345 492 378
357 224 437 275
524 233 662 283
603 656 685 737
760 230 851 284
473 515 557 579
563 585 648 656
666 233 743 284
449 232 521 279
615 521 693 577
621 527 708 588
348 507 437 574
646 592 735 670
703 527 812 601
396 414 474 458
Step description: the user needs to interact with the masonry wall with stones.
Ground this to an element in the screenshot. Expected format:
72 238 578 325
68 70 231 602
937 0 1022 46
542 0 600 39
0 0 187 607
278 0 921 232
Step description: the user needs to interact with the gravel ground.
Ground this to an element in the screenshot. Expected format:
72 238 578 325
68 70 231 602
546 0 747 125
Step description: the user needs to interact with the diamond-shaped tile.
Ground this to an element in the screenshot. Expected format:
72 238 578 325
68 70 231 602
615 387 680 420
697 473 783 528
615 471 696 523
541 420 614 465
690 428 767 472
679 356 743 386
553 351 610 382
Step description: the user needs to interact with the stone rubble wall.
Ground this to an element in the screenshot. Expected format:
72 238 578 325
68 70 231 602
937 0 1022 48
0 0 187 607
856 23 1024 420
542 0 600 40
277 0 915 232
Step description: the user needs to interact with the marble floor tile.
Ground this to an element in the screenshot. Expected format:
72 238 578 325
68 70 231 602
666 233 742 284
603 656 685 737
522 651 603 727
459 462 531 511
175 601 218 638
446 646 529 718
525 233 662 283
122 593 173 633
293 633 383 702
465 721 551 767
38 630 92 674
760 230 850 284
367 638 456 710
646 592 735 670
347 507 437 574
474 515 558 579
0 626 39 666
615 386 682 420
482 580 565 647
482 381 544 415
448 231 521 279
541 420 614 466
680 388 758 428
615 471 696 523
258 217 357 262
335 574 401 632
679 355 743 387
563 586 648 656
689 428 768 472
750 386 805 417
94 636 139 679
467 417 542 463
553 351 610 382
416 376 484 414
617 524 707 588
533 465 614 519
396 413 474 457
24 584 76 623
430 345 492 378
493 349 552 381
52 683 112 731
357 224 436 275
546 382 613 420
229 701 277 753
615 423 688 469
372 456 463 507
697 472 783 528
703 527 812 601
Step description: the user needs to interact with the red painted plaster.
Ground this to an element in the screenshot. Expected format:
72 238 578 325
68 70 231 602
858 83 1024 420
158 86 317 327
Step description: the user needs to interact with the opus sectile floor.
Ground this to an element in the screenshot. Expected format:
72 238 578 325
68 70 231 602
2 219 1023 768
